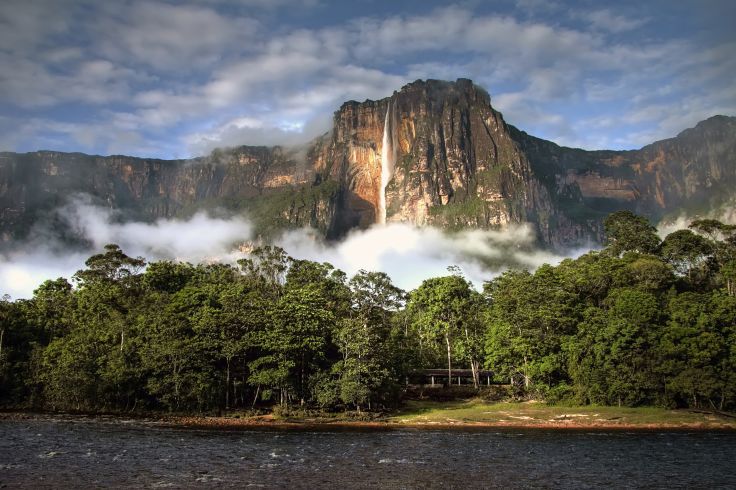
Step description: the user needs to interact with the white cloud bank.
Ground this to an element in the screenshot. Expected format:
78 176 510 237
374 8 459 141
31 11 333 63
1 197 580 299
7 196 736 300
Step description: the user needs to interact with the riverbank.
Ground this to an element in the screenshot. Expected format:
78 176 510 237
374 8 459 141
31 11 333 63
3 400 734 431
386 400 736 430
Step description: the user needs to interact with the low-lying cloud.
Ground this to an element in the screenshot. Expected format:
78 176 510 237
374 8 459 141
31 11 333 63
277 224 576 292
656 202 736 238
61 195 253 261
2 196 583 299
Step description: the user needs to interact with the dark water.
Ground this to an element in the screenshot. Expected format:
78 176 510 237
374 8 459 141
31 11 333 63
1 418 735 489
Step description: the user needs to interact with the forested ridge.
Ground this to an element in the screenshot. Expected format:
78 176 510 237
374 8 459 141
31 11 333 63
1 211 735 414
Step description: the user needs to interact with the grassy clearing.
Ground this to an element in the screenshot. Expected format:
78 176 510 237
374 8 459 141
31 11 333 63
389 400 736 429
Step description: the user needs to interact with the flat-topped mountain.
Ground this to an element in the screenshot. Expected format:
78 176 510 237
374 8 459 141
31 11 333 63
1 79 734 249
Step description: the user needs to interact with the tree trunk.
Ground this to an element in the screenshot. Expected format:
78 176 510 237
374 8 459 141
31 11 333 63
0 328 4 358
463 326 480 389
471 359 480 389
173 360 180 409
445 334 452 388
225 358 231 410
300 353 305 406
120 330 124 352
252 385 261 409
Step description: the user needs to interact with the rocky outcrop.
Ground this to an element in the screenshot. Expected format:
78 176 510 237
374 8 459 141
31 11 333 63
1 79 734 250
315 79 576 245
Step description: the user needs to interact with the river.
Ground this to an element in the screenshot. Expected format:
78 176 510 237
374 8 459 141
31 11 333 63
1 417 735 488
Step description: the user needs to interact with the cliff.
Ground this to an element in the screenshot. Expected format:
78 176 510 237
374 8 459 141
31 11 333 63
313 79 591 245
0 146 333 244
1 79 734 249
511 114 736 222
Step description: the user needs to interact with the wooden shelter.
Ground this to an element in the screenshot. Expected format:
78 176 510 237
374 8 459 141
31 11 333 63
408 369 496 387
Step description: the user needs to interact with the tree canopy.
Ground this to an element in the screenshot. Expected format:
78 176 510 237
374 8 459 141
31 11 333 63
1 212 735 413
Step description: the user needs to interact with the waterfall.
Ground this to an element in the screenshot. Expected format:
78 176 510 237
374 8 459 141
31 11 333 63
379 101 394 224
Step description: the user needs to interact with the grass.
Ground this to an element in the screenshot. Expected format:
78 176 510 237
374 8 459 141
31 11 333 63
389 399 736 429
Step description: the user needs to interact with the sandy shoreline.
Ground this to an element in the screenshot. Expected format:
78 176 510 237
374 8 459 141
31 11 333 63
2 411 734 431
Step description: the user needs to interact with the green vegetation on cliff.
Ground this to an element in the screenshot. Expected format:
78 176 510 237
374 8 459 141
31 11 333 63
233 180 339 237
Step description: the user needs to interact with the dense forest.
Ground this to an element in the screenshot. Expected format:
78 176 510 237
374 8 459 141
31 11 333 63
1 211 735 413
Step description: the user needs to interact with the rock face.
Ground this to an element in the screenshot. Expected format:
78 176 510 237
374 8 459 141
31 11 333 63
1 79 735 250
0 146 333 245
511 114 736 225
315 79 572 244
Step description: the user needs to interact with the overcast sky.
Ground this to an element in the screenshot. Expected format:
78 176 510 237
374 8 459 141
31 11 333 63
1 0 734 159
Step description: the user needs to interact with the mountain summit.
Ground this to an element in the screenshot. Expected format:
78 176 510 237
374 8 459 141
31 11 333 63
1 79 735 249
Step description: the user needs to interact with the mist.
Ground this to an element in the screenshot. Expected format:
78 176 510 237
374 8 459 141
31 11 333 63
2 195 584 299
656 202 736 238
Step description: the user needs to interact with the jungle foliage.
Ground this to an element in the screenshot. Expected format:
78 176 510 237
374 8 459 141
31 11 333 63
1 212 735 413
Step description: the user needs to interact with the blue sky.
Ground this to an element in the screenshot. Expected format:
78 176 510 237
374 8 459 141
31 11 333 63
0 0 734 159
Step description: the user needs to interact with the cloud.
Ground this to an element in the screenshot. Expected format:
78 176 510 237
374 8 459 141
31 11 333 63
59 195 253 261
276 223 576 291
0 250 89 300
0 1 733 157
0 196 581 299
573 9 648 33
94 2 260 72
184 113 333 154
657 202 736 238
0 0 73 56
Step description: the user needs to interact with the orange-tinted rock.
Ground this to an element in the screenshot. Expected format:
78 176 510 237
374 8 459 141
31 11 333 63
1 81 735 250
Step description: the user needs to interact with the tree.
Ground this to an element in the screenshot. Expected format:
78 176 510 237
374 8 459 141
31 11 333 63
195 282 266 409
408 275 474 388
332 270 404 410
613 255 674 293
600 288 662 406
141 284 220 411
253 284 334 406
5 213 736 415
658 292 725 408
689 219 736 242
0 295 42 405
723 261 736 296
72 244 145 353
484 266 578 394
604 211 660 256
74 244 145 285
660 229 713 279
29 278 74 342
238 246 290 298
556 252 622 307
565 306 609 404
455 290 487 388
143 261 194 294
